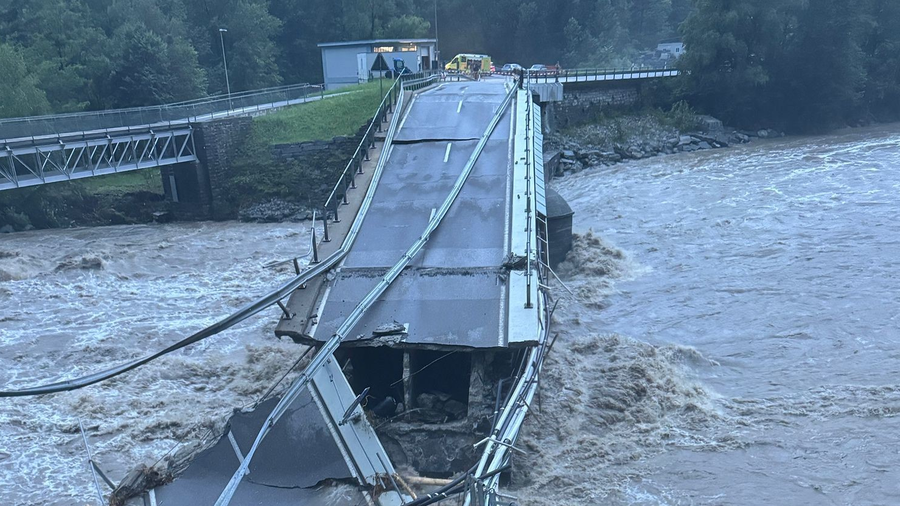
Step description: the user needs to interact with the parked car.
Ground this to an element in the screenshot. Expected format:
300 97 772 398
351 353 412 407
529 64 548 72
500 63 523 72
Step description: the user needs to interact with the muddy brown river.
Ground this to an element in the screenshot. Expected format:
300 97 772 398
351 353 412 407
1 124 899 505
0 222 316 505
517 124 900 505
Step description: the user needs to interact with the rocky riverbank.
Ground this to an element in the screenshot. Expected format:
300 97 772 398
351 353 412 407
547 112 784 177
237 199 316 223
0 184 171 233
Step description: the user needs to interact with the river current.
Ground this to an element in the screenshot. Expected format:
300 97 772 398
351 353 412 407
1 124 898 505
0 222 316 505
516 123 900 505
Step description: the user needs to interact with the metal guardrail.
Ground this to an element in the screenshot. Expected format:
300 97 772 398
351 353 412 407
320 72 439 241
524 74 535 308
494 66 679 83
470 85 548 506
528 67 679 84
0 83 325 142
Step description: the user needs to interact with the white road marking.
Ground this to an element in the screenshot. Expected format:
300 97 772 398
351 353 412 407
457 99 464 113
444 142 453 163
398 95 417 131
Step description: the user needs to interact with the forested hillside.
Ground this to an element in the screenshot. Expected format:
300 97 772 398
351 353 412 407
0 0 897 132
680 0 900 131
0 0 689 116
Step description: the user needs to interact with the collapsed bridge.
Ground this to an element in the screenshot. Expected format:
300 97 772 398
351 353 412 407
0 71 583 506
144 76 551 506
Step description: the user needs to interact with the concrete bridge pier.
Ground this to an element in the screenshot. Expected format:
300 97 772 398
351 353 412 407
159 117 252 217
160 161 212 210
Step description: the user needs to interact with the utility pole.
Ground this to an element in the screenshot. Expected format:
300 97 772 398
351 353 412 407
434 0 440 66
218 28 232 109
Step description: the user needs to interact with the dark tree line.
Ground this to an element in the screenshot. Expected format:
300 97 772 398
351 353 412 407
0 0 897 132
0 0 687 117
679 0 900 131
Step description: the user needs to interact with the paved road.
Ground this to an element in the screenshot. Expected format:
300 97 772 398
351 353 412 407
314 79 517 349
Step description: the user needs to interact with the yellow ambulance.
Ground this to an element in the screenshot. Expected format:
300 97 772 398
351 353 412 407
444 53 492 73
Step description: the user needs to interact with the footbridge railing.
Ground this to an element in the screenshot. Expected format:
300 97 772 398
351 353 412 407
494 66 679 84
527 67 679 84
0 83 325 142
0 82 326 191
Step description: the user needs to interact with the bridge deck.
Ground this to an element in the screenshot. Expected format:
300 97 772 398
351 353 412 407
289 80 525 349
143 78 532 506
153 393 366 505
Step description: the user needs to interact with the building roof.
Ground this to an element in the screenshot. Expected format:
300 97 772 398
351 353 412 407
318 38 437 49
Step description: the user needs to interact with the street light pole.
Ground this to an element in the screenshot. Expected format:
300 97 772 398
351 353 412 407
434 0 440 67
218 28 232 109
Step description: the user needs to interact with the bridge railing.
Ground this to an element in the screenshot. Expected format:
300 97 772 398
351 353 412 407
495 66 679 82
0 83 325 142
320 72 439 245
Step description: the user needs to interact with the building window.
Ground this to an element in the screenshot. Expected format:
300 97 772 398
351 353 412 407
400 45 418 52
676 47 681 53
374 46 395 53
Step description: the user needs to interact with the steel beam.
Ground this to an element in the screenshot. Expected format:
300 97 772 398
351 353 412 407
0 128 196 191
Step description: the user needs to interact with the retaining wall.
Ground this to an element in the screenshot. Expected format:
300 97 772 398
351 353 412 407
543 82 640 131
166 115 365 218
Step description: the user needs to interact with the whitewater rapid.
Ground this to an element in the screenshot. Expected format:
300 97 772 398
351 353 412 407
0 222 316 505
516 124 900 505
2 124 899 506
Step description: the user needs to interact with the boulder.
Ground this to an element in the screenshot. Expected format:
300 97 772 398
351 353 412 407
757 129 770 138
443 400 467 420
697 115 724 132
417 393 440 410
698 141 712 150
152 211 173 223
678 135 694 146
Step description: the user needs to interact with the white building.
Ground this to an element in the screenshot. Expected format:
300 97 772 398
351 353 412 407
656 39 685 60
318 39 438 90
